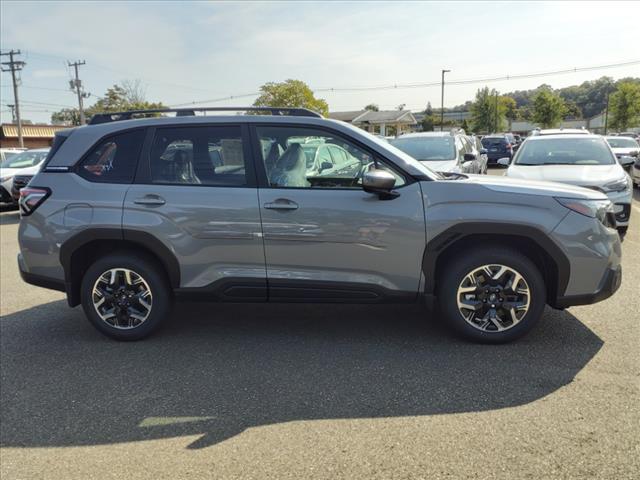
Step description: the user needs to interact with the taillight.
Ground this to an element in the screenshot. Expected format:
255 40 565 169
19 187 50 216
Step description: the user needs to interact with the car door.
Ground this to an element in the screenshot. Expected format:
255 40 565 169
123 124 267 299
252 124 426 301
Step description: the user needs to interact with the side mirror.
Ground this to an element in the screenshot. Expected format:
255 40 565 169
463 153 477 162
480 148 488 155
362 169 399 200
618 155 635 167
319 161 333 172
497 157 511 167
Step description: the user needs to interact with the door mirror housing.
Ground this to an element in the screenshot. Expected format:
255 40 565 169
497 157 511 167
319 161 333 172
463 153 477 162
362 169 399 199
479 148 488 155
617 155 635 167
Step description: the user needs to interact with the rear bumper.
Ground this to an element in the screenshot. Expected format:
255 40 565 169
552 265 622 309
19 254 66 293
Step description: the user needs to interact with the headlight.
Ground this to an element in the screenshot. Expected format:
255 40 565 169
0 176 12 183
602 176 630 193
555 197 615 226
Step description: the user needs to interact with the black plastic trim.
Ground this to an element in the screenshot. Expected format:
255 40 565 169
175 277 267 302
422 223 571 302
19 268 66 293
553 265 621 309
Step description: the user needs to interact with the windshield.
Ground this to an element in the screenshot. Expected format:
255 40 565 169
606 137 639 149
390 136 455 161
1 150 49 169
514 138 615 166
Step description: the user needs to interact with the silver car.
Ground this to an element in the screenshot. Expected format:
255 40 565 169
502 134 633 234
17 107 622 343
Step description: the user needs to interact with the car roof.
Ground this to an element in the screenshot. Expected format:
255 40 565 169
535 128 589 135
397 131 455 138
525 133 603 141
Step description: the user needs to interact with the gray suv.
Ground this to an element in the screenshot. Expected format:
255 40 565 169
17 107 622 343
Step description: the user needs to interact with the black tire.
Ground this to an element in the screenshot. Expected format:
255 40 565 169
81 252 172 340
437 246 546 343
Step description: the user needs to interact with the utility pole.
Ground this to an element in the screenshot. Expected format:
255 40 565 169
1 49 26 147
7 104 16 123
441 69 450 132
604 89 611 135
68 60 88 124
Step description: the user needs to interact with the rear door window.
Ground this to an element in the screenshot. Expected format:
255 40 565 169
79 129 145 183
149 126 248 186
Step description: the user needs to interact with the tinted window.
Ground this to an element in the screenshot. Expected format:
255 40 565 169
256 125 405 189
481 137 507 147
80 130 145 183
390 136 456 161
514 138 616 166
150 126 247 186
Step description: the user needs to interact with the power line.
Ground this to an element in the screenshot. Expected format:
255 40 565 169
168 59 640 108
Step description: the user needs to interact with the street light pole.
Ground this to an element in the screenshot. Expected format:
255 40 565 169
441 69 450 131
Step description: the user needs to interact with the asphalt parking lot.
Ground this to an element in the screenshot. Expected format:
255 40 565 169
1 171 638 479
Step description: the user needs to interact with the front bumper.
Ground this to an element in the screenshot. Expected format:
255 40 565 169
606 188 632 226
632 165 640 185
553 265 622 309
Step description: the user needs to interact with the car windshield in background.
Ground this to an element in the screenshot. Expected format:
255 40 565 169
514 138 615 166
390 136 455 161
0 150 48 169
607 137 639 148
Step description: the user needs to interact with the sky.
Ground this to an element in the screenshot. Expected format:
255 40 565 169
1 0 639 124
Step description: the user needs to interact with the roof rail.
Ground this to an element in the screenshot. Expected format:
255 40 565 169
88 106 323 125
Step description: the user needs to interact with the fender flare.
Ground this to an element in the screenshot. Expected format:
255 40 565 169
422 222 570 301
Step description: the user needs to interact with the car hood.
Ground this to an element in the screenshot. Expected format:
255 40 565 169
0 165 41 178
420 160 458 172
462 172 607 200
504 164 624 188
610 147 639 155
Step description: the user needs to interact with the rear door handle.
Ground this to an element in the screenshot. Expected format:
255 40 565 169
263 199 299 210
134 194 166 206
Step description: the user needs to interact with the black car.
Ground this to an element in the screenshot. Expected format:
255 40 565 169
481 134 514 165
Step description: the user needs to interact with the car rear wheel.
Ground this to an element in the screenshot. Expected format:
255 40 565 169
81 253 172 340
437 247 546 343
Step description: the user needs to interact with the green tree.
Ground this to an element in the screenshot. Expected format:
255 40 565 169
532 87 566 128
364 103 379 111
460 118 470 133
470 87 506 133
501 96 517 129
50 81 164 125
253 79 329 116
609 81 640 131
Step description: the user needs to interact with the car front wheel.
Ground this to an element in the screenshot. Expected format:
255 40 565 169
437 247 546 343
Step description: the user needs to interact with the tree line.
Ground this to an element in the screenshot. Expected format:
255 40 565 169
51 77 640 133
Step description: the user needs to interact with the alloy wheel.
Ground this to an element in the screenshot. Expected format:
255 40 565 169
456 264 530 332
91 268 153 330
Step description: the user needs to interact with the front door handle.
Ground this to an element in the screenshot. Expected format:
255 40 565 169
134 194 166 206
263 199 299 211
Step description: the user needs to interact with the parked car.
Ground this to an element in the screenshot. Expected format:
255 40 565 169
466 135 488 173
481 134 513 165
390 131 485 174
0 147 26 164
0 148 49 205
605 136 639 173
617 132 640 142
296 141 361 177
501 134 632 234
18 107 622 343
632 157 640 188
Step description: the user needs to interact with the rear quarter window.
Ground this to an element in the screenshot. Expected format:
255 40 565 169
78 129 146 183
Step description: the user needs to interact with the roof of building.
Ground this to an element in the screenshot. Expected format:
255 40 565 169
329 110 417 125
1 124 68 138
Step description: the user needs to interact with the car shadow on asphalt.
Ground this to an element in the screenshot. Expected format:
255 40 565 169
0 300 602 449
